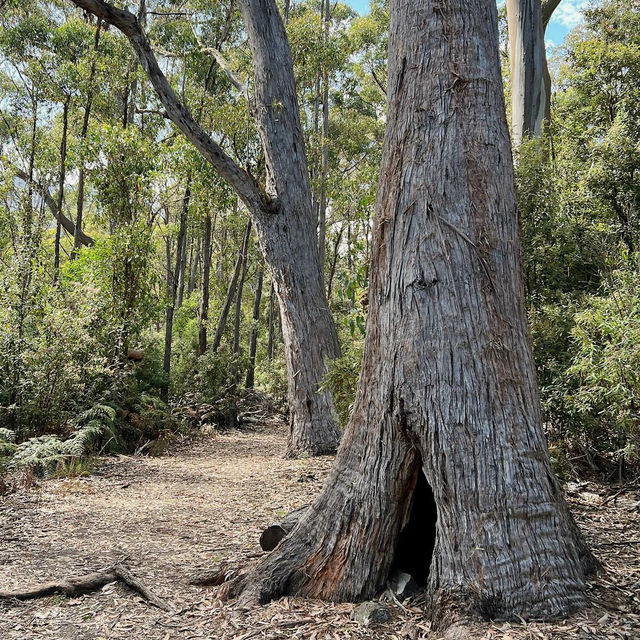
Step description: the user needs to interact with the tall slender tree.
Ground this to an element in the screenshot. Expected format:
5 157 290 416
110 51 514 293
225 0 596 626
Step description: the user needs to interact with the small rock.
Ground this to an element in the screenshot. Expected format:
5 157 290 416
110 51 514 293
388 570 419 598
353 601 392 625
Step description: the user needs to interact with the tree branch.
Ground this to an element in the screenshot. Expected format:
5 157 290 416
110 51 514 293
66 0 272 216
541 0 562 29
14 168 95 247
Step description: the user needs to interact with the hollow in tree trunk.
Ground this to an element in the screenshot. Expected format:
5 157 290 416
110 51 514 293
225 0 596 626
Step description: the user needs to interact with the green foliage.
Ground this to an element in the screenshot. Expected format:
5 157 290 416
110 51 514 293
517 0 640 477
321 343 363 427
3 402 118 477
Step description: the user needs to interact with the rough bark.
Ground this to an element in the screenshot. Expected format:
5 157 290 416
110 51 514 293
67 0 341 457
245 264 264 389
238 0 341 456
225 0 596 626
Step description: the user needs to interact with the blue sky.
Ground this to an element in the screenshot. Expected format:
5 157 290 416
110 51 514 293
346 0 591 48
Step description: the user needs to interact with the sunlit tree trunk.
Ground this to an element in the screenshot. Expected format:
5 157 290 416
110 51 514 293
226 0 596 626
506 0 561 144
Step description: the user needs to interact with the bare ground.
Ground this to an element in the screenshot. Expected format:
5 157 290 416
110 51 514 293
1 422 639 640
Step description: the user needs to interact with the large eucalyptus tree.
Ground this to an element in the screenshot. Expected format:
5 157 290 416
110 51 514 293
224 0 596 627
65 0 341 457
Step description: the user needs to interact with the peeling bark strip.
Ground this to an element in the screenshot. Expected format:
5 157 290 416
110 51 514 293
0 564 171 611
224 0 596 625
67 0 341 457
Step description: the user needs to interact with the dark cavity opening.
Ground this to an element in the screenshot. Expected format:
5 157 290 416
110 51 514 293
391 468 437 586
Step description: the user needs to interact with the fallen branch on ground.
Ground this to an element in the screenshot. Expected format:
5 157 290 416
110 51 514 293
0 563 171 611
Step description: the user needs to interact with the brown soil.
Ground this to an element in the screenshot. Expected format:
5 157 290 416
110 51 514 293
1 422 639 639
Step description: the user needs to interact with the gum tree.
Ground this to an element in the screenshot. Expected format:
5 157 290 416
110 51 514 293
225 0 596 627
65 0 341 456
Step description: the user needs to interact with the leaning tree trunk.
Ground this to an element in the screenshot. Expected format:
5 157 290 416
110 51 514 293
226 0 596 626
211 220 252 354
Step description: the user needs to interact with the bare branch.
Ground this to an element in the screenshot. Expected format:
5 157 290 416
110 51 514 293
190 23 247 97
14 167 95 247
541 0 562 29
66 0 272 216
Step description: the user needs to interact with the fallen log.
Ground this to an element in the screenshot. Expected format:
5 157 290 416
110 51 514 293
259 505 309 551
0 563 171 611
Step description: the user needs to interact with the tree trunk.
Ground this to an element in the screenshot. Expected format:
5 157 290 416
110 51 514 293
267 280 275 363
161 184 189 401
317 0 331 291
245 264 264 389
198 213 212 355
67 0 341 457
176 228 187 309
226 0 596 626
211 220 252 354
506 0 560 144
239 0 341 456
231 231 250 385
188 236 200 296
72 18 101 260
54 97 70 282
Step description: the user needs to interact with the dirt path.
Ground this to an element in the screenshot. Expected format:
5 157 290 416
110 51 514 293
1 423 639 639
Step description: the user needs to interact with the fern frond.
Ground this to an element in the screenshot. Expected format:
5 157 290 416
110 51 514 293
0 428 16 443
9 436 67 476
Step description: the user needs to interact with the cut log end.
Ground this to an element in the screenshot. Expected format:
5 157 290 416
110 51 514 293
259 525 287 552
259 505 310 551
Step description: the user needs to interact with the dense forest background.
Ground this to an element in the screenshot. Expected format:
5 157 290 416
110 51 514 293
0 0 637 483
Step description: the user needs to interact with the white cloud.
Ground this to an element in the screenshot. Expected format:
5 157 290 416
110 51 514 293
553 0 590 29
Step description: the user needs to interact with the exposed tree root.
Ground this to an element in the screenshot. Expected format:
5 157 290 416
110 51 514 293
0 563 171 611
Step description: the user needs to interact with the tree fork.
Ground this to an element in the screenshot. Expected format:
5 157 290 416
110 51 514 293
65 0 341 457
